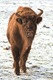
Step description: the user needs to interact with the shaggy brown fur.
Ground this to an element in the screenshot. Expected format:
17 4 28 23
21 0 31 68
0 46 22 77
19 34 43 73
7 6 43 75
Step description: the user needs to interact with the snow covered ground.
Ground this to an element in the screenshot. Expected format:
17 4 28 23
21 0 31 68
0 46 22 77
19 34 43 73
0 0 53 80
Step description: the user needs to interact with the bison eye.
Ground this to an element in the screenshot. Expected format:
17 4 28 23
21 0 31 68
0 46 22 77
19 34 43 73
16 18 22 24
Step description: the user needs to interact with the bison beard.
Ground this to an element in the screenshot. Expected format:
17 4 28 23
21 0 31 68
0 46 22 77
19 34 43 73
7 6 43 75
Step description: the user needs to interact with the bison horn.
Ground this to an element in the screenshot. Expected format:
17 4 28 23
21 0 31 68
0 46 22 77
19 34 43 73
37 9 43 17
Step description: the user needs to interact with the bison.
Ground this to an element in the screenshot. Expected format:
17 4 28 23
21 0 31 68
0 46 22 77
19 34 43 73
7 6 43 75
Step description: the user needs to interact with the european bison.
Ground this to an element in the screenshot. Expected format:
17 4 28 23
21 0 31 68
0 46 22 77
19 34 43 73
7 6 43 75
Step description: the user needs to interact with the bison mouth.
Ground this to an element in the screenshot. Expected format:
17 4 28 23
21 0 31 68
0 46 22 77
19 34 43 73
25 30 34 38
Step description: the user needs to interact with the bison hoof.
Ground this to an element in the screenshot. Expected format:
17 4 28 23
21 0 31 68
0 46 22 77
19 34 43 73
15 68 20 75
20 67 26 73
15 70 20 75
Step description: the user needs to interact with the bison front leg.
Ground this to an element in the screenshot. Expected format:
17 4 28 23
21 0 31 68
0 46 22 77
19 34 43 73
20 46 31 73
11 45 20 75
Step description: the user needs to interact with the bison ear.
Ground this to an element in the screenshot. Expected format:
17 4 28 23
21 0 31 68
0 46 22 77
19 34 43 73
37 17 42 24
16 18 22 24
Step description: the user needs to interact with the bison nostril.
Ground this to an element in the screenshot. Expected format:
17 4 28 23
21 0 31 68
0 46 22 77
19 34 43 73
30 26 33 30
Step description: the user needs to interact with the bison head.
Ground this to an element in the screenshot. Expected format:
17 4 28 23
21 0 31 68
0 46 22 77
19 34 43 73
15 7 43 41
